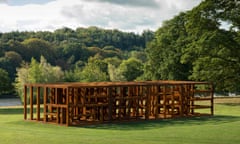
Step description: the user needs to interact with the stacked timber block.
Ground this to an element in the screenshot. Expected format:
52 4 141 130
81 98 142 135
24 81 214 126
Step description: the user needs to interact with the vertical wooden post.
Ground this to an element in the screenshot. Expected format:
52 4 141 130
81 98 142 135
55 88 58 104
44 86 48 122
30 86 33 120
139 85 143 117
127 86 131 119
100 105 103 122
135 86 139 119
49 88 54 120
82 88 86 120
210 83 214 115
24 85 27 120
163 85 167 118
145 85 150 120
108 87 113 121
179 85 183 117
171 85 175 117
190 84 195 115
154 85 159 119
55 88 59 124
36 87 40 121
66 87 69 126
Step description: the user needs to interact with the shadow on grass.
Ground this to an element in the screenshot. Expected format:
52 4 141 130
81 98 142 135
0 107 23 114
0 107 44 115
83 115 240 130
217 103 240 106
2 107 240 131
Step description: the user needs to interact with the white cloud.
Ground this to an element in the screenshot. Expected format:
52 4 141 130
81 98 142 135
0 0 7 3
0 0 202 33
85 0 160 8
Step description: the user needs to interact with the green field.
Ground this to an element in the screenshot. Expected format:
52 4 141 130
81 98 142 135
0 98 240 144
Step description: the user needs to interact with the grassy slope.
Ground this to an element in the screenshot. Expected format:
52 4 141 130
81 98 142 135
0 100 240 144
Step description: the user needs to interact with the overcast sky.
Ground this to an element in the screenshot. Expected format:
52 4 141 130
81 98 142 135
0 0 202 33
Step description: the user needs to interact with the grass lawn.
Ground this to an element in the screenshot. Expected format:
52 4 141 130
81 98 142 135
0 98 240 144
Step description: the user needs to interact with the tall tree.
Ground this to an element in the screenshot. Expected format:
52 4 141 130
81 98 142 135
145 0 240 92
181 0 240 91
145 12 190 80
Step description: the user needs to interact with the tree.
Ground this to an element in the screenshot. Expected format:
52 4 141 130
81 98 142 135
129 50 147 62
181 0 240 91
118 58 143 81
29 56 64 83
0 68 12 95
15 56 64 102
101 46 123 59
64 65 83 82
144 12 191 80
141 30 155 47
104 57 122 67
7 40 27 59
108 64 126 82
183 30 240 92
21 38 55 63
79 57 109 82
0 51 23 83
144 0 240 92
215 0 240 30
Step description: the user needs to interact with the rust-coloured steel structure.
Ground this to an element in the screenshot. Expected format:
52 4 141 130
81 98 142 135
24 81 214 126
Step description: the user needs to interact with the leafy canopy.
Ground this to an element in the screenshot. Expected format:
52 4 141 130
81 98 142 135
145 0 240 91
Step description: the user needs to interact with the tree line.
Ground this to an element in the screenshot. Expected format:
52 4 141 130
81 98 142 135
0 0 239 97
0 26 154 95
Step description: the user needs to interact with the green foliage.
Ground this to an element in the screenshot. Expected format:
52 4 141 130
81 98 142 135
4 51 22 65
142 30 155 47
181 0 240 91
145 0 240 92
58 42 88 65
0 51 22 83
186 30 240 91
118 58 144 81
0 26 149 90
0 1 239 93
214 0 240 30
74 26 146 50
21 38 55 63
28 56 64 83
15 56 64 102
129 50 147 62
104 57 122 67
145 12 190 80
64 65 83 82
78 57 109 82
7 40 27 59
108 64 126 81
0 68 12 94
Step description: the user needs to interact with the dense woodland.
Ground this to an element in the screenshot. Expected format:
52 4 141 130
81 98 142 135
0 27 154 96
0 0 239 97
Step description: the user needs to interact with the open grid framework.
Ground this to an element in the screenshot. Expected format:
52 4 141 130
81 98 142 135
24 81 214 126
